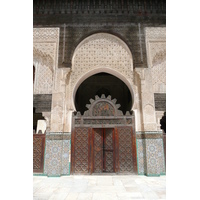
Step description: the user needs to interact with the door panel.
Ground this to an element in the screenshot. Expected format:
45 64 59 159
103 128 114 172
74 127 89 173
117 127 134 173
33 134 45 173
93 128 115 173
93 128 103 173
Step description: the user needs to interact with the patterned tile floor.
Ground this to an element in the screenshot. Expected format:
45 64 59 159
33 175 166 200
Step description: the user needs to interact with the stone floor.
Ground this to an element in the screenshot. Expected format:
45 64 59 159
33 175 166 200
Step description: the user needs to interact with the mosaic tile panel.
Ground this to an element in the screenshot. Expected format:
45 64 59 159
44 140 62 176
157 139 165 174
44 137 71 176
61 140 70 175
137 139 147 175
136 138 165 176
147 139 165 175
146 139 160 175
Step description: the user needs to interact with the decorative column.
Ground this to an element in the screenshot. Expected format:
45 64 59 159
135 68 157 131
63 69 74 133
50 68 69 132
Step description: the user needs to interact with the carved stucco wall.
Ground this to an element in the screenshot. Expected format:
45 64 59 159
34 62 53 94
33 28 70 132
71 33 134 88
33 29 165 133
146 28 166 131
135 27 166 131
64 33 142 132
145 27 166 94
33 28 60 94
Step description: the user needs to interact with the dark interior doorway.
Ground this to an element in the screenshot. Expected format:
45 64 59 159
75 72 132 115
160 112 166 133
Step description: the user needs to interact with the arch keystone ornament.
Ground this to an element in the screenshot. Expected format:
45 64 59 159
71 95 138 174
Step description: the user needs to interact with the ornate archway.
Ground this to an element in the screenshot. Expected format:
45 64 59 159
74 72 133 115
69 32 137 111
71 94 138 174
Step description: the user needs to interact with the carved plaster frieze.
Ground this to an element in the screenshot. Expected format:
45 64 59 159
33 28 59 43
34 62 53 94
145 27 166 41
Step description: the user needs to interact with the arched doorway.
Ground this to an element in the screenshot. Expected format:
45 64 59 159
75 72 132 115
69 32 136 112
71 73 138 174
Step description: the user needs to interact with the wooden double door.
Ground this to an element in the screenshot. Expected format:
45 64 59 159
71 126 137 174
93 128 115 173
